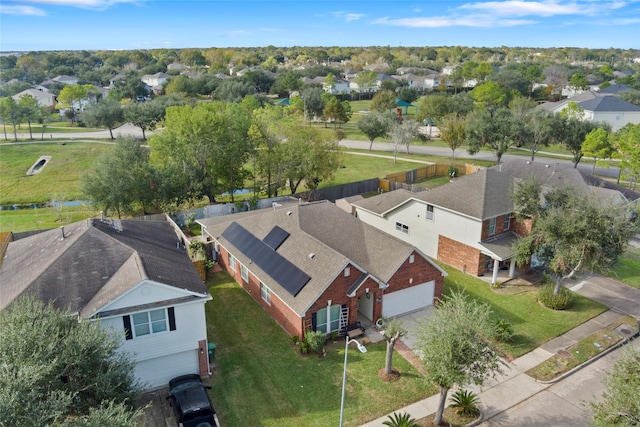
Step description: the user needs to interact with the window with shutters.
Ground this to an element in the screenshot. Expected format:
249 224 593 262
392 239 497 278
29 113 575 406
123 307 176 340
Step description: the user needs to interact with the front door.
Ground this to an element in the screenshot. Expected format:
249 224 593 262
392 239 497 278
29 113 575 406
358 292 374 321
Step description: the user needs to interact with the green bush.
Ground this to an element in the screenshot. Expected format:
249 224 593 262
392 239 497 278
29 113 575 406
494 318 515 342
382 412 419 427
449 389 481 417
538 283 573 310
447 165 458 178
304 330 326 353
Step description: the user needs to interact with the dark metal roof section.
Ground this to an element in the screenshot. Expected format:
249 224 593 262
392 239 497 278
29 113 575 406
222 222 310 297
263 225 290 251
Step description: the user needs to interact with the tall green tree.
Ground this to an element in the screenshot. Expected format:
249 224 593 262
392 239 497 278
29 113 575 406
17 94 42 140
82 98 124 139
357 112 391 151
417 291 503 426
591 348 640 426
520 109 559 161
388 119 419 159
582 128 614 173
513 183 635 294
278 123 341 194
57 84 95 125
81 136 155 218
371 90 398 114
439 114 467 159
0 297 141 427
322 96 351 128
151 101 251 203
123 100 165 140
466 108 516 163
0 96 21 141
561 116 597 168
354 71 377 100
250 105 291 197
614 123 640 189
470 81 507 112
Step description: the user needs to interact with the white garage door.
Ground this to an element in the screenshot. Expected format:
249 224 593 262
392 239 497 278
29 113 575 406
135 349 199 389
382 281 435 318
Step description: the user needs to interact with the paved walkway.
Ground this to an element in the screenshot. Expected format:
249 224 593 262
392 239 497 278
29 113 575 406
360 275 640 427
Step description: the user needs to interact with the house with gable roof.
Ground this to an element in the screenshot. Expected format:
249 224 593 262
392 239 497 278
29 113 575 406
352 169 524 285
0 218 212 389
198 201 446 338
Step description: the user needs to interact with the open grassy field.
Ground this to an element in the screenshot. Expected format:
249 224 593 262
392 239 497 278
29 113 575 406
0 141 493 232
0 141 113 205
608 246 640 289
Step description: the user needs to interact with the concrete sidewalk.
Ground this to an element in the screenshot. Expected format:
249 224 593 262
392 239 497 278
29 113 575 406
360 275 640 427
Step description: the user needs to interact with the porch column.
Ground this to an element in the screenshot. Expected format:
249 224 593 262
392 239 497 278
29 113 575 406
491 259 499 285
509 259 516 278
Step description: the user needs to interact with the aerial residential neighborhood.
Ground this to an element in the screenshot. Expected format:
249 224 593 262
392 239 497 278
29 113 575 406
2 1 640 426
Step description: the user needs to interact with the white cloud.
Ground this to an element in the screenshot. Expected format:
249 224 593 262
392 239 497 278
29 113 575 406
19 0 143 10
0 5 47 15
331 11 365 22
375 15 536 28
374 1 634 29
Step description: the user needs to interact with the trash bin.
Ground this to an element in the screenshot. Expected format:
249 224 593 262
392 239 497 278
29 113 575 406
207 342 216 363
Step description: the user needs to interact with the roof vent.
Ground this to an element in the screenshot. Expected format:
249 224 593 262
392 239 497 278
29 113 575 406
308 253 315 259
60 226 65 239
545 164 550 168
287 211 292 216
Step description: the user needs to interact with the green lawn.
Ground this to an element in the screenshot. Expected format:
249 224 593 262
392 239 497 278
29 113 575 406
441 265 608 358
205 272 435 427
0 142 113 205
607 246 640 289
0 204 100 233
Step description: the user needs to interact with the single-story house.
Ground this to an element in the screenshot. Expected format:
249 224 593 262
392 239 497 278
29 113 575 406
0 218 212 389
198 201 446 338
12 88 57 110
540 90 640 132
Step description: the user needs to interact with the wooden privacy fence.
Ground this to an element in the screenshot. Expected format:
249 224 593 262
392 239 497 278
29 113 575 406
379 163 480 193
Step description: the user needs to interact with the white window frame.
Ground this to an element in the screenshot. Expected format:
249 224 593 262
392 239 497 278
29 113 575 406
409 254 415 264
228 253 236 271
131 308 167 338
260 282 271 304
426 204 434 220
395 221 409 235
344 266 350 277
488 217 496 235
503 215 511 231
241 264 249 282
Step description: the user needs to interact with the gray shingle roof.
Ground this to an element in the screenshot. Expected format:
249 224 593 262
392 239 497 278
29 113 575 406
578 95 640 112
198 201 425 315
354 170 515 220
0 219 208 317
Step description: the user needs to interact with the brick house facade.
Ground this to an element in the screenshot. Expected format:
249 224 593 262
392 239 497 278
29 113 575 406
200 201 447 339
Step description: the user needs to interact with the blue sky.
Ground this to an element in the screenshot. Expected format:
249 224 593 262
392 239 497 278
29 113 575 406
1 0 639 51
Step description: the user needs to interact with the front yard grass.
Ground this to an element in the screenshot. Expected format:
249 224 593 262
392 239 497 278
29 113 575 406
441 265 608 358
607 246 640 290
204 271 436 427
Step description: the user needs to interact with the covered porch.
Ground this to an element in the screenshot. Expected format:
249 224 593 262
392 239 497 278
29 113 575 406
478 232 519 286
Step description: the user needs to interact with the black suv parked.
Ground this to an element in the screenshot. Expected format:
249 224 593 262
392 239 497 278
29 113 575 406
167 374 219 427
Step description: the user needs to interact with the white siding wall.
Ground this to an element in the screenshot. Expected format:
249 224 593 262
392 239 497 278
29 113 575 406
356 200 483 258
590 110 640 132
99 300 208 388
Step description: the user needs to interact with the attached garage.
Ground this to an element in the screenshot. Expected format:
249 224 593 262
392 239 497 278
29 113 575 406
134 349 199 389
382 280 435 318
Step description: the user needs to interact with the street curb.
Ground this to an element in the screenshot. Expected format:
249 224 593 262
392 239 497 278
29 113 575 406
537 331 639 385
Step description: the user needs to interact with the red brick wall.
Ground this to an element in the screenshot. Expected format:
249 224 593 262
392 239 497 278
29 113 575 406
216 243 304 337
438 235 484 276
385 250 444 302
480 214 514 240
217 242 446 338
511 216 533 238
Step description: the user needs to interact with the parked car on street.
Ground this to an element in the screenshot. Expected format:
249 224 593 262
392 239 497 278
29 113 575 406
167 374 219 427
